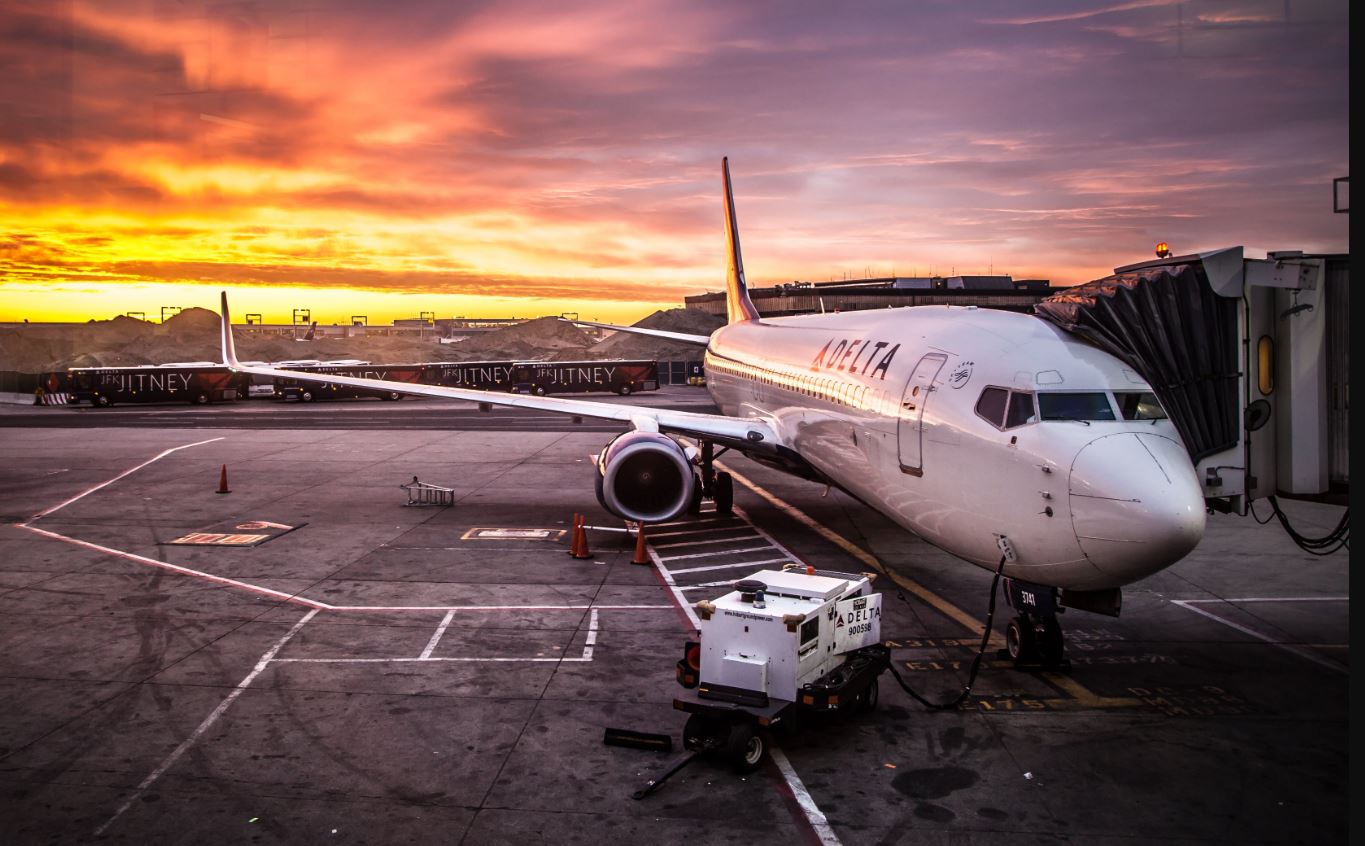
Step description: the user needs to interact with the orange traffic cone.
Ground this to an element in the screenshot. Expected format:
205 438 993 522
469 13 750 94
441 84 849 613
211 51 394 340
216 464 231 494
631 523 650 566
569 513 593 559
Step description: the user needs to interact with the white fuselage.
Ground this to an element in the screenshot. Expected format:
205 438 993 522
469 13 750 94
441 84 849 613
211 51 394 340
703 305 1205 592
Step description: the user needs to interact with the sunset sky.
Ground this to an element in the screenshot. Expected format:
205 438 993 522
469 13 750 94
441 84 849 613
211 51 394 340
0 0 1349 325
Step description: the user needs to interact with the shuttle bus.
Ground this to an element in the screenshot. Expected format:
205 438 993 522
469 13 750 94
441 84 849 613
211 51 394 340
509 360 659 396
66 365 251 406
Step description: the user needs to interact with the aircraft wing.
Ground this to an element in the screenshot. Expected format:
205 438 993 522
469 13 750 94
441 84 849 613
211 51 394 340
219 293 773 446
562 318 711 346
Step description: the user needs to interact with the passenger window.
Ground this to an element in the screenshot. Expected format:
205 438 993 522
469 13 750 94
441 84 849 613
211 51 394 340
975 387 1008 428
1005 391 1036 428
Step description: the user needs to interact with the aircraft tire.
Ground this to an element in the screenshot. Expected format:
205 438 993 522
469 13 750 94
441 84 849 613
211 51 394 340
858 677 880 713
726 722 765 773
687 474 703 515
714 472 734 515
1005 616 1037 664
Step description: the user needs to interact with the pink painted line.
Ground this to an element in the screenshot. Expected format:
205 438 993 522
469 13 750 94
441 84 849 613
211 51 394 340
28 437 225 522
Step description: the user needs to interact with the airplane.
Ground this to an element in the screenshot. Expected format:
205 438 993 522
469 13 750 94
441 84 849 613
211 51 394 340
214 158 1204 667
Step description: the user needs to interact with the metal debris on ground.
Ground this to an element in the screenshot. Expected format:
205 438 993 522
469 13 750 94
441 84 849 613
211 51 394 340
400 476 455 507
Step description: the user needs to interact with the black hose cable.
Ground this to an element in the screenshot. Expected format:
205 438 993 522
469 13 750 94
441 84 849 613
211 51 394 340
1264 495 1349 555
885 555 1008 711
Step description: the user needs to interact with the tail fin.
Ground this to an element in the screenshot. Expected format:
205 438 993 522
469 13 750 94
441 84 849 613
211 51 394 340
219 292 241 367
303 321 317 341
722 158 760 323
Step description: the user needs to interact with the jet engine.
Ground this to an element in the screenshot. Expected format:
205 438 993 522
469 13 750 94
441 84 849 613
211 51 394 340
594 431 696 523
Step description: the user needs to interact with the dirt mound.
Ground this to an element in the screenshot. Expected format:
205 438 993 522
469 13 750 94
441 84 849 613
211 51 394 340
576 308 720 361
159 307 221 339
450 316 593 361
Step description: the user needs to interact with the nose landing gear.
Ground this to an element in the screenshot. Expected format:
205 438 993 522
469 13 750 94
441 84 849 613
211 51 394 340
1000 579 1070 671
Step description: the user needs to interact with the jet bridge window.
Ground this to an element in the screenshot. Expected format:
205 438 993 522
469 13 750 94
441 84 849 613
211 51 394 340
1038 392 1116 421
1115 391 1167 421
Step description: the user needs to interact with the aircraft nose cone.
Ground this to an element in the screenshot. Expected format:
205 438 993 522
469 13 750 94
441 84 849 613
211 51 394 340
1069 433 1205 585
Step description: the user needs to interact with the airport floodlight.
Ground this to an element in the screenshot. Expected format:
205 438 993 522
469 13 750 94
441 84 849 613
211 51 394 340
126 311 146 321
351 315 367 326
245 313 262 325
419 311 435 325
292 308 311 325
1333 177 1348 213
1155 242 1172 259
160 306 182 323
561 312 579 321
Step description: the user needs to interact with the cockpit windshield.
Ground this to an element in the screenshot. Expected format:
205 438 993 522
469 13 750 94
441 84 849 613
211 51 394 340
1038 392 1116 421
1115 391 1168 420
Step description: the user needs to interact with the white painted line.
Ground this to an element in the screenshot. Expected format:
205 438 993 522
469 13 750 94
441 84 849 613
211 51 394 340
670 557 793 575
582 525 630 533
1170 599 1348 675
649 545 701 630
659 545 776 562
28 437 225 522
332 604 670 612
18 523 330 610
582 608 599 660
733 505 814 568
419 610 455 660
681 579 740 592
272 656 591 663
653 516 731 528
95 608 319 837
769 746 842 846
652 534 763 550
648 526 758 539
1179 596 1349 604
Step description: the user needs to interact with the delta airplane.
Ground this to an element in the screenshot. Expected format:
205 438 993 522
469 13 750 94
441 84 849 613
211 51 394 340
215 159 1204 665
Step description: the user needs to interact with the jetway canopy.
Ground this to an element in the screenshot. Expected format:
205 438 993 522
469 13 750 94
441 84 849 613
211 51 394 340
1035 263 1239 465
1034 248 1343 517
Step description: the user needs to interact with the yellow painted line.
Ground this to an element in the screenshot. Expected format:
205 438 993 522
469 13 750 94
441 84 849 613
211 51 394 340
721 462 1142 709
1043 673 1142 708
719 462 1003 648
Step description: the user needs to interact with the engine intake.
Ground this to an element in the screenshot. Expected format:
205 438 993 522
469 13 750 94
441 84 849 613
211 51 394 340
595 432 696 523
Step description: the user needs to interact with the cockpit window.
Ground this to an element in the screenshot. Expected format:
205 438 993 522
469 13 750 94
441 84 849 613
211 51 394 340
1115 391 1167 420
1005 391 1036 428
1038 392 1116 421
974 387 1008 427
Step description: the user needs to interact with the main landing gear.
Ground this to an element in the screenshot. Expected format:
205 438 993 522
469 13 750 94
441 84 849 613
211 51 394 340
999 579 1070 671
690 441 734 517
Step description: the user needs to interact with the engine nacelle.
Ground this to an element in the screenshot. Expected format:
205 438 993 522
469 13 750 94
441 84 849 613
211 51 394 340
595 431 696 523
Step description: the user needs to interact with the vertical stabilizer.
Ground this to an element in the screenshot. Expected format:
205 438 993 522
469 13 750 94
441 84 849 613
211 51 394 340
219 292 241 367
722 158 761 323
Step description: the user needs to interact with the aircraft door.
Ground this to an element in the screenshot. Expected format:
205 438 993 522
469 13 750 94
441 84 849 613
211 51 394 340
897 353 947 475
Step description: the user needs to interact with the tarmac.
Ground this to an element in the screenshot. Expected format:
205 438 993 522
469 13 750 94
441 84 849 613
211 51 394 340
0 389 1349 844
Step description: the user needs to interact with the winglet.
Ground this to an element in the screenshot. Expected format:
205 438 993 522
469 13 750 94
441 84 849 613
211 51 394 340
219 291 240 368
722 158 761 324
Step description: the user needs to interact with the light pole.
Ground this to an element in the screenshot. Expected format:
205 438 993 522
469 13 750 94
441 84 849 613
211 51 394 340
160 306 182 323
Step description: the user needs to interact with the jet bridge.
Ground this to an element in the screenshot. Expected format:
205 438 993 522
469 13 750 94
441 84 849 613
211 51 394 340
1035 248 1346 517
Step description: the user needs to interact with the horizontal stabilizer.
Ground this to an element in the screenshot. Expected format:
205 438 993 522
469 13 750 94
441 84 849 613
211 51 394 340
562 318 711 347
